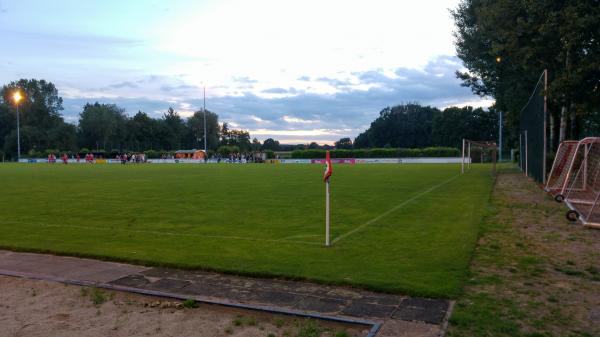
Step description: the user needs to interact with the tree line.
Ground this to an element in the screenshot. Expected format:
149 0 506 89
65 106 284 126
333 103 498 150
0 79 278 159
1 79 499 160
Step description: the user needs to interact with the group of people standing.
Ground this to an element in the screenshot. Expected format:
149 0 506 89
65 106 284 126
47 153 95 164
117 153 146 164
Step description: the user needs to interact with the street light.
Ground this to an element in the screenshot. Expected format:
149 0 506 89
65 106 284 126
12 90 23 162
203 85 207 153
495 56 503 161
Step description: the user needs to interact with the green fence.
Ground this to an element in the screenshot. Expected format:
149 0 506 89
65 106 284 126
519 70 547 184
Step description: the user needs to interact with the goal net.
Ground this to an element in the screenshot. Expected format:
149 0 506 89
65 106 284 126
551 137 600 229
545 140 579 196
461 139 497 175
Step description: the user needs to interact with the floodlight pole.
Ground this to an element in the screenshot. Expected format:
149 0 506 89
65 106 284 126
325 179 330 246
16 102 21 161
499 110 503 161
525 130 529 177
203 86 207 153
461 139 465 174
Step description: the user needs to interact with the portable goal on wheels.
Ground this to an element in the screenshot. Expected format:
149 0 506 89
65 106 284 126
545 140 579 199
546 137 600 229
461 139 497 175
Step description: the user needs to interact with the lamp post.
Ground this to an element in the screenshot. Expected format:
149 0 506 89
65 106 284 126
13 91 23 162
203 85 207 153
496 56 503 161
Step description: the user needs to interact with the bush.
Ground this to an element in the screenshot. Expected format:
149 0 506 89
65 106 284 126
422 147 460 157
290 147 460 159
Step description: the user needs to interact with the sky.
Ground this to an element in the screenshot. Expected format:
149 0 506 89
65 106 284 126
0 0 493 144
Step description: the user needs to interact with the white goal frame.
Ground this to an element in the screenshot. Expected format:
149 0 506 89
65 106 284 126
547 137 600 229
461 139 497 175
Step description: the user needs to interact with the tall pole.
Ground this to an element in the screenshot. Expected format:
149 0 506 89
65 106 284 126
325 180 330 246
16 102 20 162
203 86 207 153
499 110 503 161
461 138 465 174
525 130 528 177
543 69 548 184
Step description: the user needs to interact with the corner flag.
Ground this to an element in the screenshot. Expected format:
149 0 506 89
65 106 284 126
324 151 332 246
323 151 332 182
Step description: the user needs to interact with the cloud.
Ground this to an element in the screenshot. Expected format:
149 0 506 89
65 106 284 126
106 81 139 89
160 84 200 92
232 76 257 84
58 55 491 144
282 116 319 124
262 88 289 94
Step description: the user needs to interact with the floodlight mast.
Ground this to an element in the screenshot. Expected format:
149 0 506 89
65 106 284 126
13 90 23 161
203 86 207 153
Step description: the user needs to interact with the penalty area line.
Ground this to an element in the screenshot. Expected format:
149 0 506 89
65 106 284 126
332 174 460 244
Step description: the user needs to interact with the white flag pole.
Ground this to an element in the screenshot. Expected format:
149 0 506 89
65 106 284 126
325 179 330 246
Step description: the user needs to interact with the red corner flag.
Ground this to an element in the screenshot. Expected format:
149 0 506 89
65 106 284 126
323 151 332 182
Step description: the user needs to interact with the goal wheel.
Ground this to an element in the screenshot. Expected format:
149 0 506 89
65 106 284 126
566 210 579 222
555 194 565 203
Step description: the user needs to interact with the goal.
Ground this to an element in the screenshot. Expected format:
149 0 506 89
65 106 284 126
549 137 600 229
461 139 497 175
545 140 579 198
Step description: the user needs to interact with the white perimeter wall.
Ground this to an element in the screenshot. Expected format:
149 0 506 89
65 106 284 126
19 157 465 164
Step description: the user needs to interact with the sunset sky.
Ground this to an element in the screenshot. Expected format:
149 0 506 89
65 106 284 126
0 0 493 144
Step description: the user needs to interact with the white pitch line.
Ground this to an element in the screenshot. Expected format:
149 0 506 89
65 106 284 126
4 222 321 246
332 174 460 244
280 234 320 240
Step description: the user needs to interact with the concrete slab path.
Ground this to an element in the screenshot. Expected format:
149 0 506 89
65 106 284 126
0 250 451 336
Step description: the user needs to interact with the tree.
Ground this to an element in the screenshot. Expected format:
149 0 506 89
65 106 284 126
159 107 186 150
127 111 157 151
78 102 128 150
0 79 75 157
335 137 353 149
432 106 498 148
47 122 77 152
251 138 262 151
354 104 440 148
452 0 600 147
219 123 251 152
0 104 13 153
262 138 280 151
186 110 220 150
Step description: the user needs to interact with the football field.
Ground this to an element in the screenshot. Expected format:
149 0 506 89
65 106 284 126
0 163 494 297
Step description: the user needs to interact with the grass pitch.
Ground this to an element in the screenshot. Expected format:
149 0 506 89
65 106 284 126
0 163 493 297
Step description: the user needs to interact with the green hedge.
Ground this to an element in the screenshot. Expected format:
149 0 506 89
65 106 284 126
291 147 460 159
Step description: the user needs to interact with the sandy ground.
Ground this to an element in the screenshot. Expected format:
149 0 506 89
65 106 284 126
0 276 369 337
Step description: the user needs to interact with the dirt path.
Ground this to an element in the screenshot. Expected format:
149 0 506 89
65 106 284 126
447 171 600 337
0 275 368 337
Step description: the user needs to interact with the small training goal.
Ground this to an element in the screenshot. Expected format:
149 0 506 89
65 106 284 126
461 139 497 175
545 137 600 229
